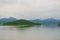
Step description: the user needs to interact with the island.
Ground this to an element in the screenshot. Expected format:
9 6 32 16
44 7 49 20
2 19 41 28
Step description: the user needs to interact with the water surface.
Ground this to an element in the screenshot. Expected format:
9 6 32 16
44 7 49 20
0 26 60 40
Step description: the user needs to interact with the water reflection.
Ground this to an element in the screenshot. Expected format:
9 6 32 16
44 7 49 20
0 26 60 40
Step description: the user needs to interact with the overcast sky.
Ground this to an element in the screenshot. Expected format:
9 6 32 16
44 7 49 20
0 0 60 19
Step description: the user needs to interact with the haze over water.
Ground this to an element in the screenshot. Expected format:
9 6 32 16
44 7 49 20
0 26 60 40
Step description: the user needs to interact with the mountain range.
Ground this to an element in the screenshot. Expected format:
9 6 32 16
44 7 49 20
31 18 60 25
0 17 60 25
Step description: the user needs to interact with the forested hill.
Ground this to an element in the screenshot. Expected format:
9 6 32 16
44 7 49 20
3 19 40 26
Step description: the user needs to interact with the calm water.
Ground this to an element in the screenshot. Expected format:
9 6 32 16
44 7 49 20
0 26 60 40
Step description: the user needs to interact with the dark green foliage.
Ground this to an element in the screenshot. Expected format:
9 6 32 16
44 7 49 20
3 19 41 25
58 23 60 26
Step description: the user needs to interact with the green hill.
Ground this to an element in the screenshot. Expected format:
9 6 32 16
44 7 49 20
3 19 41 26
58 23 60 26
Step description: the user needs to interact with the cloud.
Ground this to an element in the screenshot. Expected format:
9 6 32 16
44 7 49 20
0 0 60 19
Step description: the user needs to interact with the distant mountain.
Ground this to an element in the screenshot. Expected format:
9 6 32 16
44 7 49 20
31 18 60 25
3 19 40 26
0 17 16 24
0 17 60 26
42 18 60 24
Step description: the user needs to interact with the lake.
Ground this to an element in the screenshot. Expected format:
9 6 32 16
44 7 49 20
0 25 60 40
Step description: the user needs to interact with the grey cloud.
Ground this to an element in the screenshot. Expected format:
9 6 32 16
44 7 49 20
0 0 60 19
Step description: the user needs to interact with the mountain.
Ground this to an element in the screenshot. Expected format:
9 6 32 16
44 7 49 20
0 17 16 24
42 18 60 24
3 19 40 26
31 18 60 25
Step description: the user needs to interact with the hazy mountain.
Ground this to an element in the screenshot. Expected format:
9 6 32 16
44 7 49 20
42 18 60 24
0 17 16 24
31 18 60 25
0 17 60 25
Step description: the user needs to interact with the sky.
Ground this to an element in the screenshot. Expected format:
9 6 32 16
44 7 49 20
0 0 60 19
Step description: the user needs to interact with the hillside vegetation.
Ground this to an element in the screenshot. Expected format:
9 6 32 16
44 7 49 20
58 23 60 26
3 19 41 26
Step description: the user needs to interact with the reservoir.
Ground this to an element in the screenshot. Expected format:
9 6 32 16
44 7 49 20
0 25 60 40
